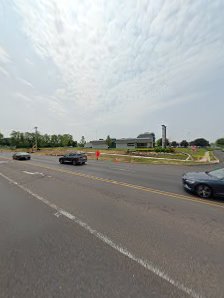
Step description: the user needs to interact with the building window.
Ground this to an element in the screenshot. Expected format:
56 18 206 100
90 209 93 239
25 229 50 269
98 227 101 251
137 143 147 148
127 143 135 147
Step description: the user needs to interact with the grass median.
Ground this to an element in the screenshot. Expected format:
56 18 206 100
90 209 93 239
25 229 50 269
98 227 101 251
1 146 218 165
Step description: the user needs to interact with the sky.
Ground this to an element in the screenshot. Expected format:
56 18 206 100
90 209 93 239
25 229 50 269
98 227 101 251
0 0 223 143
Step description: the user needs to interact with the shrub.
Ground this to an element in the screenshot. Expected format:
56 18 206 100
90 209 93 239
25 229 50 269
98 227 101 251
154 147 175 153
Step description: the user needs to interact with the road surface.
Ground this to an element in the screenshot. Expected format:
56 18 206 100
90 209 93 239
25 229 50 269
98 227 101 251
0 151 224 297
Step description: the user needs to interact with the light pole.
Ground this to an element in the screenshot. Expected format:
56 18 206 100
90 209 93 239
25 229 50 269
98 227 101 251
162 124 167 148
34 126 38 149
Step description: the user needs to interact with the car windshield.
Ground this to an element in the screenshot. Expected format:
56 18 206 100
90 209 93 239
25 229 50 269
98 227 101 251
208 168 224 179
17 152 29 155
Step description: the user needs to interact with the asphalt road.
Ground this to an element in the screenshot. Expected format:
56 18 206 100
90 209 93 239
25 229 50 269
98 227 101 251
0 151 224 297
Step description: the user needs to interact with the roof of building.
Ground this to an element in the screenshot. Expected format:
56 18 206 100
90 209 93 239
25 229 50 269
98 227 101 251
137 132 155 139
116 138 154 144
90 133 155 145
90 140 107 145
116 138 136 144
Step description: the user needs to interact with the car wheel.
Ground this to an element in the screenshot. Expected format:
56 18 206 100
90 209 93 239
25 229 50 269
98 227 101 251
72 160 77 165
196 184 212 199
82 162 85 165
59 159 64 164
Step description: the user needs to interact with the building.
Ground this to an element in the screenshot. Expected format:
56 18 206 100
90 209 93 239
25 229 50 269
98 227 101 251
88 132 155 149
116 132 155 149
85 139 108 149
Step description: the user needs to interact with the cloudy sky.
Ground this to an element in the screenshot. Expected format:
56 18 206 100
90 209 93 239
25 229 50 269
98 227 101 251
0 0 223 142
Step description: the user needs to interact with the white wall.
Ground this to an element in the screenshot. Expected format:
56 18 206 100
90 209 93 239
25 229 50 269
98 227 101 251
91 144 108 149
116 143 136 149
116 141 154 149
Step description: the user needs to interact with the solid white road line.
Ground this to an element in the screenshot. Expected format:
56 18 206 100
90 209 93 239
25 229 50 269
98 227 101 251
22 171 45 176
0 171 200 298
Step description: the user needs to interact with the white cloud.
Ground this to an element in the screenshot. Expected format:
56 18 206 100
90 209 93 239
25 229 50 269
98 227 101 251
0 45 11 64
1 0 223 140
0 45 11 77
0 66 9 77
14 92 32 103
24 57 34 65
17 78 34 88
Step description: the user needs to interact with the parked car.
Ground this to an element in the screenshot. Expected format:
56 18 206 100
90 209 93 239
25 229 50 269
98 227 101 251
59 152 87 165
182 168 224 198
12 152 31 160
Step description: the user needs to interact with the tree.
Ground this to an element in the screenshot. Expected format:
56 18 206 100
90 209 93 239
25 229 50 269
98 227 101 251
180 140 189 148
191 138 210 147
6 130 77 148
60 134 73 147
39 134 51 147
51 135 60 147
171 141 178 147
216 138 224 146
10 131 21 147
72 140 78 147
0 131 3 145
156 138 169 147
1 138 10 146
105 135 112 148
79 136 86 147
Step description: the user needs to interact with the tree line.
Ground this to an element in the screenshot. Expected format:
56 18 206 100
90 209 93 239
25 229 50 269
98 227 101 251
156 137 224 148
0 130 87 148
156 138 211 147
0 130 223 149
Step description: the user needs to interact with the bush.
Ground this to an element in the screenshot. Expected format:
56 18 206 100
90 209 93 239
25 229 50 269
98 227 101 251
154 147 175 153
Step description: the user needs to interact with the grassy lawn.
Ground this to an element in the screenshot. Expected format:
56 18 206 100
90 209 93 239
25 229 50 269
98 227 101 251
2 146 216 165
175 147 207 160
100 152 187 160
87 155 200 165
209 151 218 162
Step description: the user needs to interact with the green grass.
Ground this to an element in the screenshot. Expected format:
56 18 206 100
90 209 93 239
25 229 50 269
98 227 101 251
2 146 215 165
95 155 200 165
101 152 187 160
153 153 187 160
209 151 218 162
130 157 193 165
175 147 207 160
130 148 155 152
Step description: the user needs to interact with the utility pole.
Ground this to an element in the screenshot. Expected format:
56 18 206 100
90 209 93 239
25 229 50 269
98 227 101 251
162 124 167 148
34 126 38 149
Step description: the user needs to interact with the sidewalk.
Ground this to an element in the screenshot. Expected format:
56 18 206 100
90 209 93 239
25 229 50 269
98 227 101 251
199 151 219 163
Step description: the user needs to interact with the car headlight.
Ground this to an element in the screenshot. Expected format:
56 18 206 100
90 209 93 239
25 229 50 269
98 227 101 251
185 179 195 184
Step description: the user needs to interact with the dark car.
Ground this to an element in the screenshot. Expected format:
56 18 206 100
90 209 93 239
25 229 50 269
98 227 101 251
182 168 224 198
12 152 31 160
59 152 87 165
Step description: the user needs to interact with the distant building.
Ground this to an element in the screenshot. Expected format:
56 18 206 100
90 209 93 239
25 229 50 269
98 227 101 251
86 140 108 149
84 142 93 148
116 132 155 149
88 132 155 149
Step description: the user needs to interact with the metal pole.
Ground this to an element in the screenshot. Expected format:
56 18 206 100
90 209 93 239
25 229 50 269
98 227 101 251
34 126 38 149
162 125 167 148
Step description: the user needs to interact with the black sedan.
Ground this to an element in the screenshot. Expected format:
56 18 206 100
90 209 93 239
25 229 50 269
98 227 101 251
59 152 87 165
12 152 31 160
182 168 224 198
